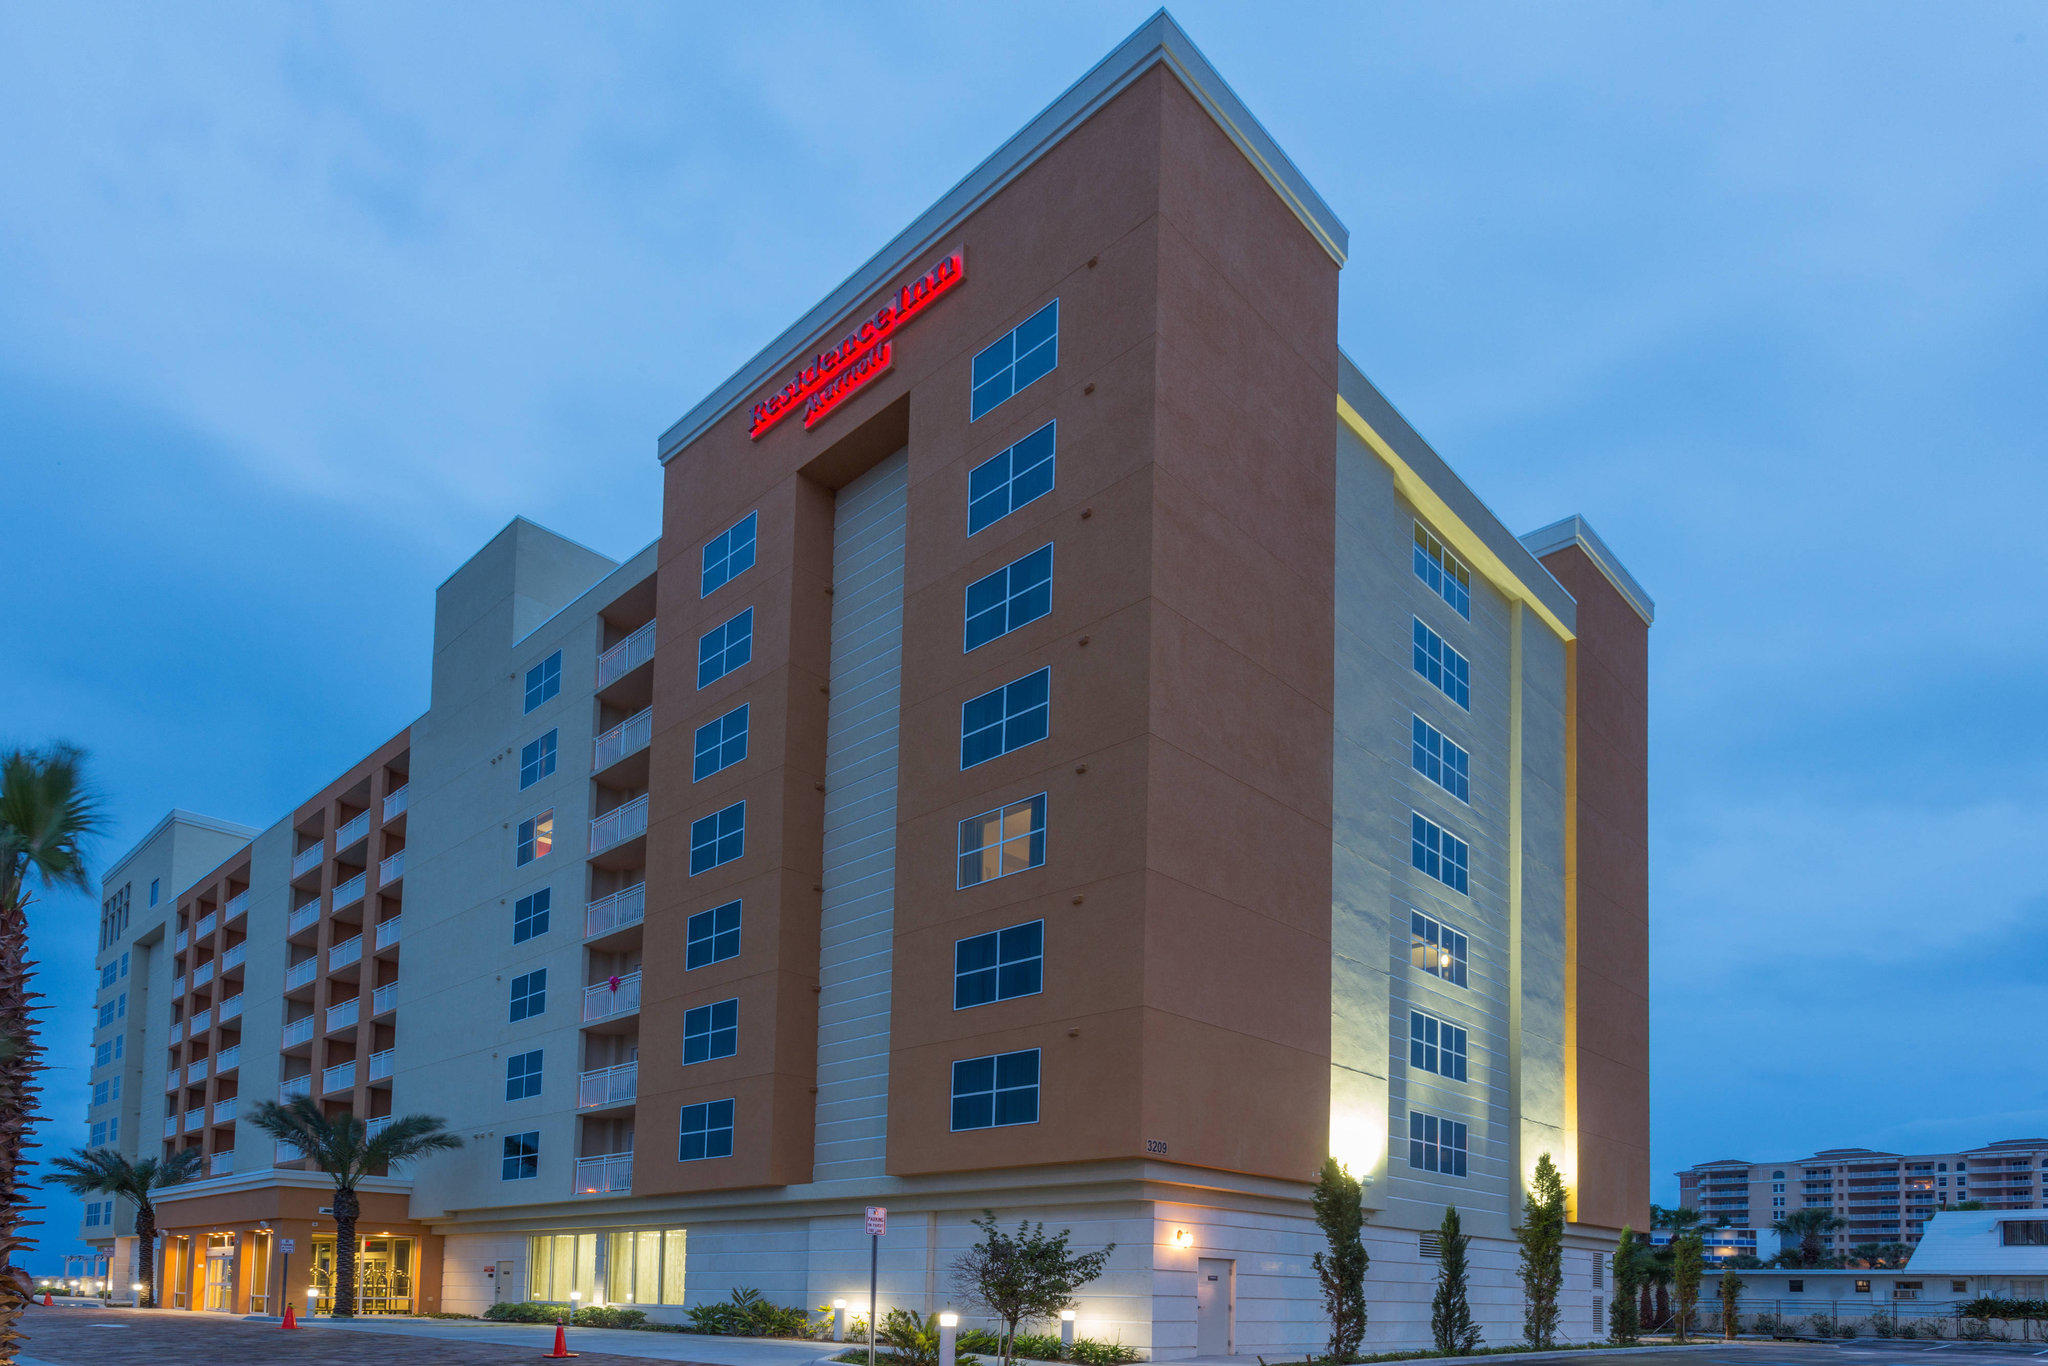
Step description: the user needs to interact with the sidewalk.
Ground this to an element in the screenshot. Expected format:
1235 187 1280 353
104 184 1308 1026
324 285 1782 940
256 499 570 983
298 1314 840 1363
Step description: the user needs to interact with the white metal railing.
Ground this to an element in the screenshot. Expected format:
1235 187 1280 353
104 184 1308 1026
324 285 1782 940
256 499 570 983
375 916 401 950
216 1044 240 1072
187 1007 211 1035
379 848 405 884
322 1061 356 1092
190 961 214 990
326 998 359 1032
163 1068 176 1092
175 928 190 952
335 811 370 850
195 912 217 940
163 1115 177 1137
366 1115 394 1138
371 983 396 1016
578 1061 638 1110
596 620 656 687
212 1096 238 1123
383 784 409 820
589 794 649 853
222 942 246 971
280 1074 311 1100
573 1152 633 1195
284 958 317 990
585 883 646 939
292 844 322 877
282 1016 314 1047
594 707 653 770
185 1060 205 1086
582 971 642 1023
224 890 249 920
368 1049 393 1081
290 901 321 934
333 872 366 911
329 934 362 969
184 1107 203 1130
208 1150 234 1176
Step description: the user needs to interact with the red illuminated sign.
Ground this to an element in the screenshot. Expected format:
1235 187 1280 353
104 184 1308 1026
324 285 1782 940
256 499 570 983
748 249 964 439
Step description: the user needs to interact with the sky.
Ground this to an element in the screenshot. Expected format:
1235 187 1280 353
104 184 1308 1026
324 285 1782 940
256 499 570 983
3 2 2045 1271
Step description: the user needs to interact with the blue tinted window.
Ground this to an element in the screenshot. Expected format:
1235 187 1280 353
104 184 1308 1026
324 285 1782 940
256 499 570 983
960 668 1050 768
1411 716 1470 803
519 730 557 789
501 1130 540 1180
1413 523 1472 619
953 920 1044 1009
1412 619 1471 709
1410 910 1468 988
524 653 561 712
702 512 758 597
689 802 746 875
505 1048 543 1101
967 422 1056 535
1409 1011 1468 1081
693 705 750 782
1408 1110 1468 1176
679 1098 736 1161
950 1048 1040 1130
964 544 1054 652
513 888 551 944
686 900 742 969
682 998 739 1064
509 968 547 1022
970 301 1059 420
1411 812 1470 894
956 793 1047 888
697 609 754 688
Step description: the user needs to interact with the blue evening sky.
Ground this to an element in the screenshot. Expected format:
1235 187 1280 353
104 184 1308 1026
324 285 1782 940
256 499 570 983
4 4 2044 1268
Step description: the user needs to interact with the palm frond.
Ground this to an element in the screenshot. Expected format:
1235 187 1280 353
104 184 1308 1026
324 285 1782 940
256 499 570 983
0 744 107 899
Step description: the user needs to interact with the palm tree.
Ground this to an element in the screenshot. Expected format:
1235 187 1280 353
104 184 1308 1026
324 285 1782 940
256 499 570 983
247 1098 460 1317
1771 1208 1847 1268
46 1149 202 1306
0 745 105 1354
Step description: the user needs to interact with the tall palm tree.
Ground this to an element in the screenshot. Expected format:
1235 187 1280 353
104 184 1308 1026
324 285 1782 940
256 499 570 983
247 1098 460 1317
0 745 105 1356
45 1149 202 1306
1771 1207 1847 1268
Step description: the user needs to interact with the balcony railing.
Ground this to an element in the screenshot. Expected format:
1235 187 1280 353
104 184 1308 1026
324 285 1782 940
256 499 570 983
282 1016 314 1047
583 971 642 1023
578 1061 638 1110
175 928 190 952
597 621 656 687
573 1152 633 1194
379 849 405 884
366 1115 394 1139
292 844 323 877
589 795 649 854
280 1075 312 1100
289 901 321 934
383 785 409 821
326 998 359 1032
222 942 247 971
371 982 397 1016
284 959 317 990
375 916 402 950
322 1061 356 1093
208 1150 234 1176
333 872 367 912
184 1060 205 1086
368 1049 393 1081
594 707 653 770
216 1044 240 1072
163 1114 177 1137
224 890 249 920
335 811 370 851
213 1096 238 1123
187 1007 211 1035
585 883 646 939
194 912 217 940
184 1107 204 1130
329 934 362 969
190 961 215 990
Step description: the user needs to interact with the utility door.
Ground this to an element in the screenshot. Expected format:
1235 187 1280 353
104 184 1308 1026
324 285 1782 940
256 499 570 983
1195 1257 1234 1356
494 1259 518 1303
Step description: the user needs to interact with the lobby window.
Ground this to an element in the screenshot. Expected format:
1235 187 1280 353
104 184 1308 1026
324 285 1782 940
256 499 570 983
682 998 739 1064
679 1098 736 1162
1411 813 1470 893
505 1049 543 1102
960 667 1050 769
513 888 551 944
701 511 758 598
689 802 746 875
1412 619 1471 709
968 422 1057 536
957 793 1047 889
502 1131 540 1181
520 730 558 789
1412 716 1470 803
509 968 547 1022
1408 1110 1468 1177
516 811 554 866
697 608 754 688
954 920 1044 1009
970 300 1058 421
525 652 562 713
693 705 749 782
1410 1010 1468 1081
1413 523 1472 620
685 900 742 969
1411 910 1468 986
951 1048 1040 1131
964 544 1054 651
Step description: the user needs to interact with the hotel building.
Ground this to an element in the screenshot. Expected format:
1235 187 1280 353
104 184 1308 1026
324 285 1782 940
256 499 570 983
76 13 1652 1354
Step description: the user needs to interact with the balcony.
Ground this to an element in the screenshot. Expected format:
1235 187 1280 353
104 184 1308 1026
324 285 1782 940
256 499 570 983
383 785 409 821
597 621 655 687
379 849 405 885
184 1107 203 1130
175 928 190 952
224 890 249 921
335 810 370 852
368 1049 393 1081
583 971 642 1023
333 872 367 912
285 959 317 990
322 1061 356 1093
190 961 215 990
585 883 646 940
326 998 359 1033
282 1016 314 1047
292 844 323 878
213 1097 239 1123
187 1007 211 1036
216 1044 239 1073
280 1075 312 1101
371 983 397 1017
577 1061 637 1111
329 934 363 970
163 1115 177 1138
375 916 402 951
195 912 217 940
366 1115 394 1139
594 708 653 771
184 1060 205 1086
222 943 247 972
289 901 321 934
573 1152 633 1195
589 795 648 855
208 1150 234 1176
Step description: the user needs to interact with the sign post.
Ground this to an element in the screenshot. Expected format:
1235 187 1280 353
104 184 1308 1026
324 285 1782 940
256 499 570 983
865 1206 887 1366
279 1239 294 1317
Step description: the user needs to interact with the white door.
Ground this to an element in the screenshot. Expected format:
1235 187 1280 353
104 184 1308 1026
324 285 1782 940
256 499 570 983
494 1259 518 1303
1196 1258 1234 1356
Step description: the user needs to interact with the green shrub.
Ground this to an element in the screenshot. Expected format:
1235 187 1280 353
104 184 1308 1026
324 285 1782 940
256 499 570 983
573 1305 648 1329
1067 1338 1141 1365
957 1328 1005 1355
686 1286 814 1338
484 1301 567 1324
1012 1331 1065 1360
417 1311 480 1319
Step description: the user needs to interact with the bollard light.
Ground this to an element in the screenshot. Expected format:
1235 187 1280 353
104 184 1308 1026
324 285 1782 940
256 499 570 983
1060 1309 1076 1348
938 1311 959 1366
833 1298 848 1342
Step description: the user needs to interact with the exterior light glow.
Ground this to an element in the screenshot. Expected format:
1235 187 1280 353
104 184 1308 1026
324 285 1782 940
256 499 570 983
940 1313 959 1327
833 1298 847 1308
1171 1228 1193 1248
1060 1310 1075 1322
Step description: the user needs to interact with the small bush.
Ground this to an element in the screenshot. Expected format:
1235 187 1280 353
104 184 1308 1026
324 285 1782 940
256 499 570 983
416 1311 480 1319
484 1301 566 1324
1068 1338 1142 1365
686 1286 814 1338
1012 1332 1065 1360
574 1305 647 1329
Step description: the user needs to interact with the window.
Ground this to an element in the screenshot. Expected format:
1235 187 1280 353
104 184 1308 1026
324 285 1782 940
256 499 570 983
505 1049 543 1102
116 992 125 1018
529 1229 688 1306
682 998 739 1064
1411 911 1468 987
1411 813 1470 893
951 1048 1040 1131
964 544 1054 651
1854 1279 1871 1294
113 1035 123 1061
679 1099 736 1162
1408 1110 1469 1176
92 1080 109 1106
696 608 754 688
1788 1279 1804 1293
1952 1280 1969 1293
84 1199 104 1227
516 811 554 866
689 802 746 875
1413 523 1472 619
96 999 115 1027
685 901 742 969
513 888 552 944
960 668 1050 768
968 422 1057 535
2003 1221 2048 1247
99 960 117 988
1411 716 1470 803
120 951 128 978
701 511 758 597
957 793 1046 888
970 300 1058 420
1412 619 1471 708
149 878 160 906
954 921 1044 1009
520 730 558 789
693 705 749 782
1774 1169 1787 1179
510 968 547 1022
1410 1010 1469 1081
502 1131 540 1181
94 1040 111 1068
525 652 562 712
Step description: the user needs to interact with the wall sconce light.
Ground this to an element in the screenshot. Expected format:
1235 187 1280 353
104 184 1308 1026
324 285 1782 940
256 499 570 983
1171 1228 1193 1249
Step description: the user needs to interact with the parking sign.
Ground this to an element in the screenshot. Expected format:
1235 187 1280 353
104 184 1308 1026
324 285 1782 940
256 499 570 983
865 1206 887 1236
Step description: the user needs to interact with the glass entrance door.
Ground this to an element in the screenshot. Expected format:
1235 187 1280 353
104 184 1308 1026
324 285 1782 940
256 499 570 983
204 1250 235 1311
310 1235 415 1314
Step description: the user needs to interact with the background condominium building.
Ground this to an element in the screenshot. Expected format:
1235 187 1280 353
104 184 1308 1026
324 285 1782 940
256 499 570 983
75 14 1653 1355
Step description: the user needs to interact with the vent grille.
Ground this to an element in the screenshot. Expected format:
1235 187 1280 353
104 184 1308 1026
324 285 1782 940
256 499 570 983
1419 1232 1442 1258
1593 1254 1605 1289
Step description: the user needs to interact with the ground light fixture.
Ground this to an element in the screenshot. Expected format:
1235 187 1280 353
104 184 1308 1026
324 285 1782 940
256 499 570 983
938 1311 960 1366
1060 1309 1077 1349
833 1298 848 1341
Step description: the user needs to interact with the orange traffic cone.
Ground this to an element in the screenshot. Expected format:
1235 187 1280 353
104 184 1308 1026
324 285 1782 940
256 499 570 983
542 1321 578 1358
41 1293 52 1307
281 1303 300 1329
